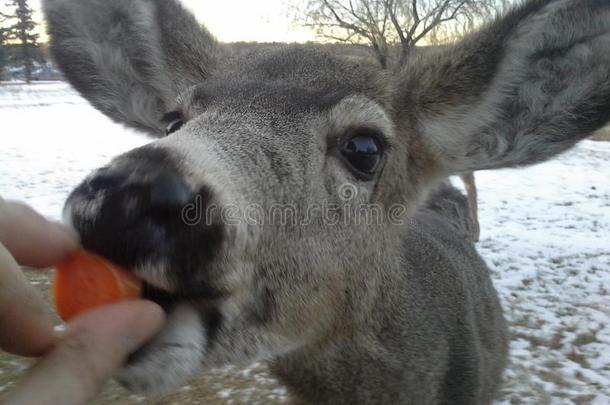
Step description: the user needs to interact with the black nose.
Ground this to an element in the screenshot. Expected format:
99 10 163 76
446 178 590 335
87 167 124 191
86 161 193 220
149 173 192 215
65 147 221 272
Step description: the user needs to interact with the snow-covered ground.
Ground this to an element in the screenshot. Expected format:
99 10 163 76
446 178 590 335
475 141 610 404
1 83 609 404
0 82 149 219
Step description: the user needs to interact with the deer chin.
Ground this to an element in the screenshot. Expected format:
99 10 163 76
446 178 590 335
117 303 208 394
118 261 226 393
139 278 225 312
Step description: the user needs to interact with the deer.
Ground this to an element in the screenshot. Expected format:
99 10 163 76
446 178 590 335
42 0 610 403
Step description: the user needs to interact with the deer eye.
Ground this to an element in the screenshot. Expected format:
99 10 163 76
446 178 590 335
162 112 185 136
166 119 184 135
340 130 383 176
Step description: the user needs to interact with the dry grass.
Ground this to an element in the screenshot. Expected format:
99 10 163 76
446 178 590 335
591 126 610 141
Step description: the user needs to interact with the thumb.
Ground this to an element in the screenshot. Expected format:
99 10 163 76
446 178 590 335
3 300 165 405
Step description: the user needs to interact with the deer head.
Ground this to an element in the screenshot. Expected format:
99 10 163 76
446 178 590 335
43 0 610 398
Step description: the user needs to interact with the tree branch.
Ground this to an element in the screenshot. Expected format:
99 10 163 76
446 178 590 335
296 0 501 68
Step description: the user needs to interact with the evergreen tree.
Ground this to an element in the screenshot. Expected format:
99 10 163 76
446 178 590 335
0 11 9 81
4 0 38 83
0 31 6 81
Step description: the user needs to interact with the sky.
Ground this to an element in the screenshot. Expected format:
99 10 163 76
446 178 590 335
5 0 520 45
19 0 317 43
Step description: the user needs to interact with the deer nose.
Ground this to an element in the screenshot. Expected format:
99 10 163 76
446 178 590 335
149 173 192 214
86 165 193 219
64 147 216 271
87 167 124 191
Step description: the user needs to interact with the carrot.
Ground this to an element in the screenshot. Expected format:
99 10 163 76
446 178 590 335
53 250 142 321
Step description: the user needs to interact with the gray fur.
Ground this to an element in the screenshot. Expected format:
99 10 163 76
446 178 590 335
399 0 610 173
43 0 223 133
43 0 610 403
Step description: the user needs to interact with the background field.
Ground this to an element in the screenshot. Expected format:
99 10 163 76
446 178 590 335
592 127 610 141
1 83 609 404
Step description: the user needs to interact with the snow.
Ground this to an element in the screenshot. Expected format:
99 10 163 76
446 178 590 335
1 83 609 404
0 82 150 220
468 140 610 404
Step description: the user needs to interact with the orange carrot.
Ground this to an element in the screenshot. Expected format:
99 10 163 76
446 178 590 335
53 250 142 321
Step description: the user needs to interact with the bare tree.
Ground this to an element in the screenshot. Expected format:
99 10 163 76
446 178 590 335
295 0 507 68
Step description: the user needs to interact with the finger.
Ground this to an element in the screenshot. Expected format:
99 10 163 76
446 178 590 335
0 199 79 268
0 243 55 356
3 300 165 405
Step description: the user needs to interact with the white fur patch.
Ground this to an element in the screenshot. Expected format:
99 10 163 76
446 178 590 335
117 304 206 394
133 259 174 292
62 191 104 226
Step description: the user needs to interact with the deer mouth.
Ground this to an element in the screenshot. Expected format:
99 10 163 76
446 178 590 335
65 182 227 311
140 278 226 312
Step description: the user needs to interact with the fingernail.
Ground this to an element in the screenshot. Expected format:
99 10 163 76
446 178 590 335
53 323 67 339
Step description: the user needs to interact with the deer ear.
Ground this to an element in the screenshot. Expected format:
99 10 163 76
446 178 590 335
396 0 610 175
43 0 223 135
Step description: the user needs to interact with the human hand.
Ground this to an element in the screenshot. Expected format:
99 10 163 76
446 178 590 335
0 198 165 405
